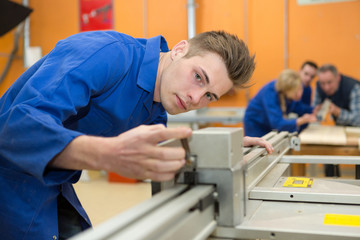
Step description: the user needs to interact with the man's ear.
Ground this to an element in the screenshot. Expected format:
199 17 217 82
336 73 341 82
170 40 188 60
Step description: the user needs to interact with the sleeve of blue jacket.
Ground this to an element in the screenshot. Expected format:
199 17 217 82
289 100 314 116
261 84 298 132
0 34 130 186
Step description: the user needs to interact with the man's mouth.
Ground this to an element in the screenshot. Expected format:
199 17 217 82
176 95 187 110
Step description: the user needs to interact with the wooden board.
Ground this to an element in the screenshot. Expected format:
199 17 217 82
299 124 347 146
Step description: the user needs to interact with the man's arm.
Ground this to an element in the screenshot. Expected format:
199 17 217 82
296 113 317 127
243 136 274 154
334 84 360 126
49 125 192 182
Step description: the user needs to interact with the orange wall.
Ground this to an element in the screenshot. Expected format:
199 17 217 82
198 0 249 107
1 0 360 109
247 0 285 96
147 0 188 47
288 0 360 82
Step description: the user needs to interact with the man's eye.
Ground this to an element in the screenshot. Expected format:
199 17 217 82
195 73 202 81
205 92 213 101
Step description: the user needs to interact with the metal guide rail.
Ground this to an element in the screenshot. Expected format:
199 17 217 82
71 128 360 240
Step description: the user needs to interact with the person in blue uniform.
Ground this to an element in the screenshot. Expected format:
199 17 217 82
244 69 317 137
0 30 274 240
313 64 360 177
299 61 318 106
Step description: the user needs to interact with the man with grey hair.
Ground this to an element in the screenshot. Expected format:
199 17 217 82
314 64 360 176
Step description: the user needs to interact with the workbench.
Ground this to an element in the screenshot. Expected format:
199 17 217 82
71 128 360 240
291 124 360 178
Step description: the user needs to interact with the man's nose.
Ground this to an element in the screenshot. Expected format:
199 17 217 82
323 83 331 91
189 89 206 105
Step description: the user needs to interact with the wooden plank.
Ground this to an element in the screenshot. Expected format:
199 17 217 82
299 124 347 145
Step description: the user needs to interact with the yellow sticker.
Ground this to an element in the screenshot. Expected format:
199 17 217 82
324 214 360 227
283 177 313 188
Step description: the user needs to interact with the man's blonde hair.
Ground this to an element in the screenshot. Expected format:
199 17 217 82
184 31 255 88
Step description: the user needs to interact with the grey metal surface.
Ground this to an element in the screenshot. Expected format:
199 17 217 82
197 167 244 227
326 178 360 186
281 155 360 165
187 0 196 39
167 107 245 124
244 162 292 222
243 131 293 165
188 127 244 169
70 185 187 240
158 127 244 169
71 185 215 240
213 201 360 240
154 128 246 228
250 177 360 204
245 137 291 191
250 155 360 203
107 185 215 240
72 129 360 240
157 206 216 240
255 163 291 188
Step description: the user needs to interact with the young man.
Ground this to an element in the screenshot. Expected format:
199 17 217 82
0 30 271 239
298 61 318 106
314 64 360 177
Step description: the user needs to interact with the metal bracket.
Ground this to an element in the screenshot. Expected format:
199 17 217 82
290 136 300 151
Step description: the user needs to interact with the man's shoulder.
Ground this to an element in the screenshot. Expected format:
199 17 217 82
341 74 360 83
254 80 277 98
264 80 276 88
59 31 146 48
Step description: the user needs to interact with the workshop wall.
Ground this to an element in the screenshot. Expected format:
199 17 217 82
1 0 359 109
288 1 360 84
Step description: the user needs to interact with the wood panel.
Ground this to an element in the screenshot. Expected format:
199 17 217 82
299 124 348 146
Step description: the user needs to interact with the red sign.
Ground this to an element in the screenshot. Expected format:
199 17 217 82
79 0 113 31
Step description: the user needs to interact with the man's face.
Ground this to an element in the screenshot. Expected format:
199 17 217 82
299 64 317 86
159 51 233 115
318 70 340 96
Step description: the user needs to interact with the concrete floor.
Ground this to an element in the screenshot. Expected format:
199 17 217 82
74 171 151 226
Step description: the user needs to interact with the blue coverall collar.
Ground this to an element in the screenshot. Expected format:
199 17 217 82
137 35 169 112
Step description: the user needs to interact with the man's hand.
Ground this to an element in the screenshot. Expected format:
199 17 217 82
101 125 192 181
313 104 322 116
50 125 192 182
243 136 274 154
296 113 317 126
329 103 341 117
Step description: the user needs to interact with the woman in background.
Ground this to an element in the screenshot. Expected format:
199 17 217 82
244 69 317 137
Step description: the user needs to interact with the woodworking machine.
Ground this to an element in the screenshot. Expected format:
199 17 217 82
71 128 360 240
